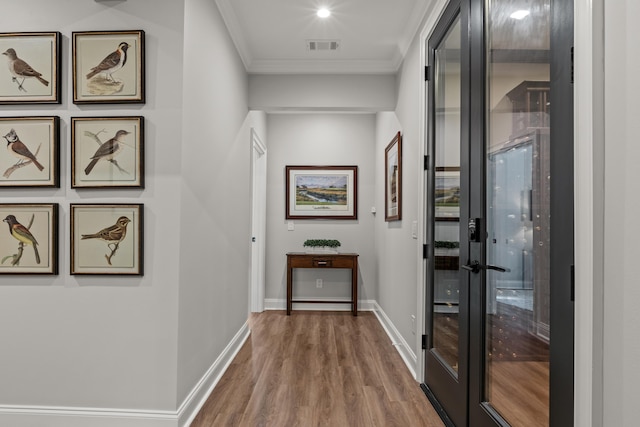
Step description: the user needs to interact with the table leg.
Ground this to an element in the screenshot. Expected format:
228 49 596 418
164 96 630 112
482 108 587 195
287 265 292 315
352 262 358 316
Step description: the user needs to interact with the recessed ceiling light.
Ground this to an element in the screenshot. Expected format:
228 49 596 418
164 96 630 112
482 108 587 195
510 9 530 20
317 8 331 18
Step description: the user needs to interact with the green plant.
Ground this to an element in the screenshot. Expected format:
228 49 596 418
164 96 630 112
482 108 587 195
303 239 341 248
434 241 459 249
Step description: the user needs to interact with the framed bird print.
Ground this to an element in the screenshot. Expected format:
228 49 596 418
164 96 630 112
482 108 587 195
70 204 143 276
0 116 60 187
0 32 61 104
72 30 145 104
0 203 58 275
71 116 144 188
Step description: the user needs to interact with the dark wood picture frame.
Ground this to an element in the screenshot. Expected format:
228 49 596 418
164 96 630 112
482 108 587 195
72 30 145 104
0 116 60 188
0 32 61 104
0 203 58 275
286 165 358 220
70 204 143 276
385 132 402 221
435 166 460 221
71 116 144 189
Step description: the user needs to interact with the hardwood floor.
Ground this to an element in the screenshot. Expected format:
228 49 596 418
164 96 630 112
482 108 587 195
191 311 444 427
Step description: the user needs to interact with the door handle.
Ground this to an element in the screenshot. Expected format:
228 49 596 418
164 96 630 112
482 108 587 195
461 260 511 274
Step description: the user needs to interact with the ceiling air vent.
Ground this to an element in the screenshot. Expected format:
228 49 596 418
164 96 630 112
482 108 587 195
307 40 340 52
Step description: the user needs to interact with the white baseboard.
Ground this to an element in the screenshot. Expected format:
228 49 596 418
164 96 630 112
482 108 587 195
264 298 376 312
0 322 251 427
177 321 250 426
372 302 418 378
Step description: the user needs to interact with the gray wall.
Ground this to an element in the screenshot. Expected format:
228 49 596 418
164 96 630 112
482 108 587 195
0 0 185 414
177 0 256 409
603 0 640 424
265 113 377 306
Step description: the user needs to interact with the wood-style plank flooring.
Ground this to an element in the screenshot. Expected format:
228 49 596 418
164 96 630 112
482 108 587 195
191 311 444 427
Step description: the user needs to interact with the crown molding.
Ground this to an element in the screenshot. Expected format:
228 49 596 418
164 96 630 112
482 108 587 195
215 0 252 70
247 59 398 75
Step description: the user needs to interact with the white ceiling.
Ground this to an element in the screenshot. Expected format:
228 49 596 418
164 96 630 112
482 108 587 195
215 0 434 74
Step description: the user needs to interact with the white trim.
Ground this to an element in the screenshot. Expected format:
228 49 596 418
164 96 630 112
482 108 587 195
574 0 605 425
0 323 251 427
215 0 252 70
250 128 267 313
247 59 399 75
372 302 418 379
416 0 453 384
264 298 376 312
177 321 250 426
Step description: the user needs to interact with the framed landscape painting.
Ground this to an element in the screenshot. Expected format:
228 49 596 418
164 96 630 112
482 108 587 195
70 204 143 276
72 30 145 104
435 167 460 220
0 203 58 275
0 116 59 187
0 32 61 104
71 116 144 188
385 132 402 221
286 165 358 220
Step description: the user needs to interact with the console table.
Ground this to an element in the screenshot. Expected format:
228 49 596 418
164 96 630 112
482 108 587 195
286 252 359 316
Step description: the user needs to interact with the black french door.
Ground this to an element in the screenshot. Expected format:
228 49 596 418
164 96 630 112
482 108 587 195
423 0 574 426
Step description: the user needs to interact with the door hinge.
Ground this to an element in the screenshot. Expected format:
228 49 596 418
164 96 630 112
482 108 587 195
422 334 428 350
570 264 575 302
423 244 429 259
425 65 431 81
424 155 429 170
570 46 574 84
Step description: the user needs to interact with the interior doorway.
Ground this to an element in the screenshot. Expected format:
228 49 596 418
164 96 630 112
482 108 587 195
250 128 267 313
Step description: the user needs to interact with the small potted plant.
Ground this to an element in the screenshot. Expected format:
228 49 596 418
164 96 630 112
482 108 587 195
303 239 341 254
434 240 459 256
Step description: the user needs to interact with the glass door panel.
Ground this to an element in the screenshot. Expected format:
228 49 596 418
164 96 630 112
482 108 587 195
484 0 550 425
432 15 462 377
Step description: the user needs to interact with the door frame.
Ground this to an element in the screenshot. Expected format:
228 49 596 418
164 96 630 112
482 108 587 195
250 128 267 313
417 0 584 424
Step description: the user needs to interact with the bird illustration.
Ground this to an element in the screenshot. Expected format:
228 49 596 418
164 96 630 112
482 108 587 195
85 42 129 81
84 130 130 175
3 214 40 264
81 216 131 248
4 128 45 171
2 48 49 92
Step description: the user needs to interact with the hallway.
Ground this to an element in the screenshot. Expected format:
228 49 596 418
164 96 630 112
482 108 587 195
191 311 444 426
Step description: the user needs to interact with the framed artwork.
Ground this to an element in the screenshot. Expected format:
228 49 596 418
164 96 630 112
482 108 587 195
70 204 143 275
0 116 59 187
385 132 402 221
72 30 145 104
71 116 144 188
435 167 460 220
0 203 58 275
286 165 358 220
0 32 61 104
